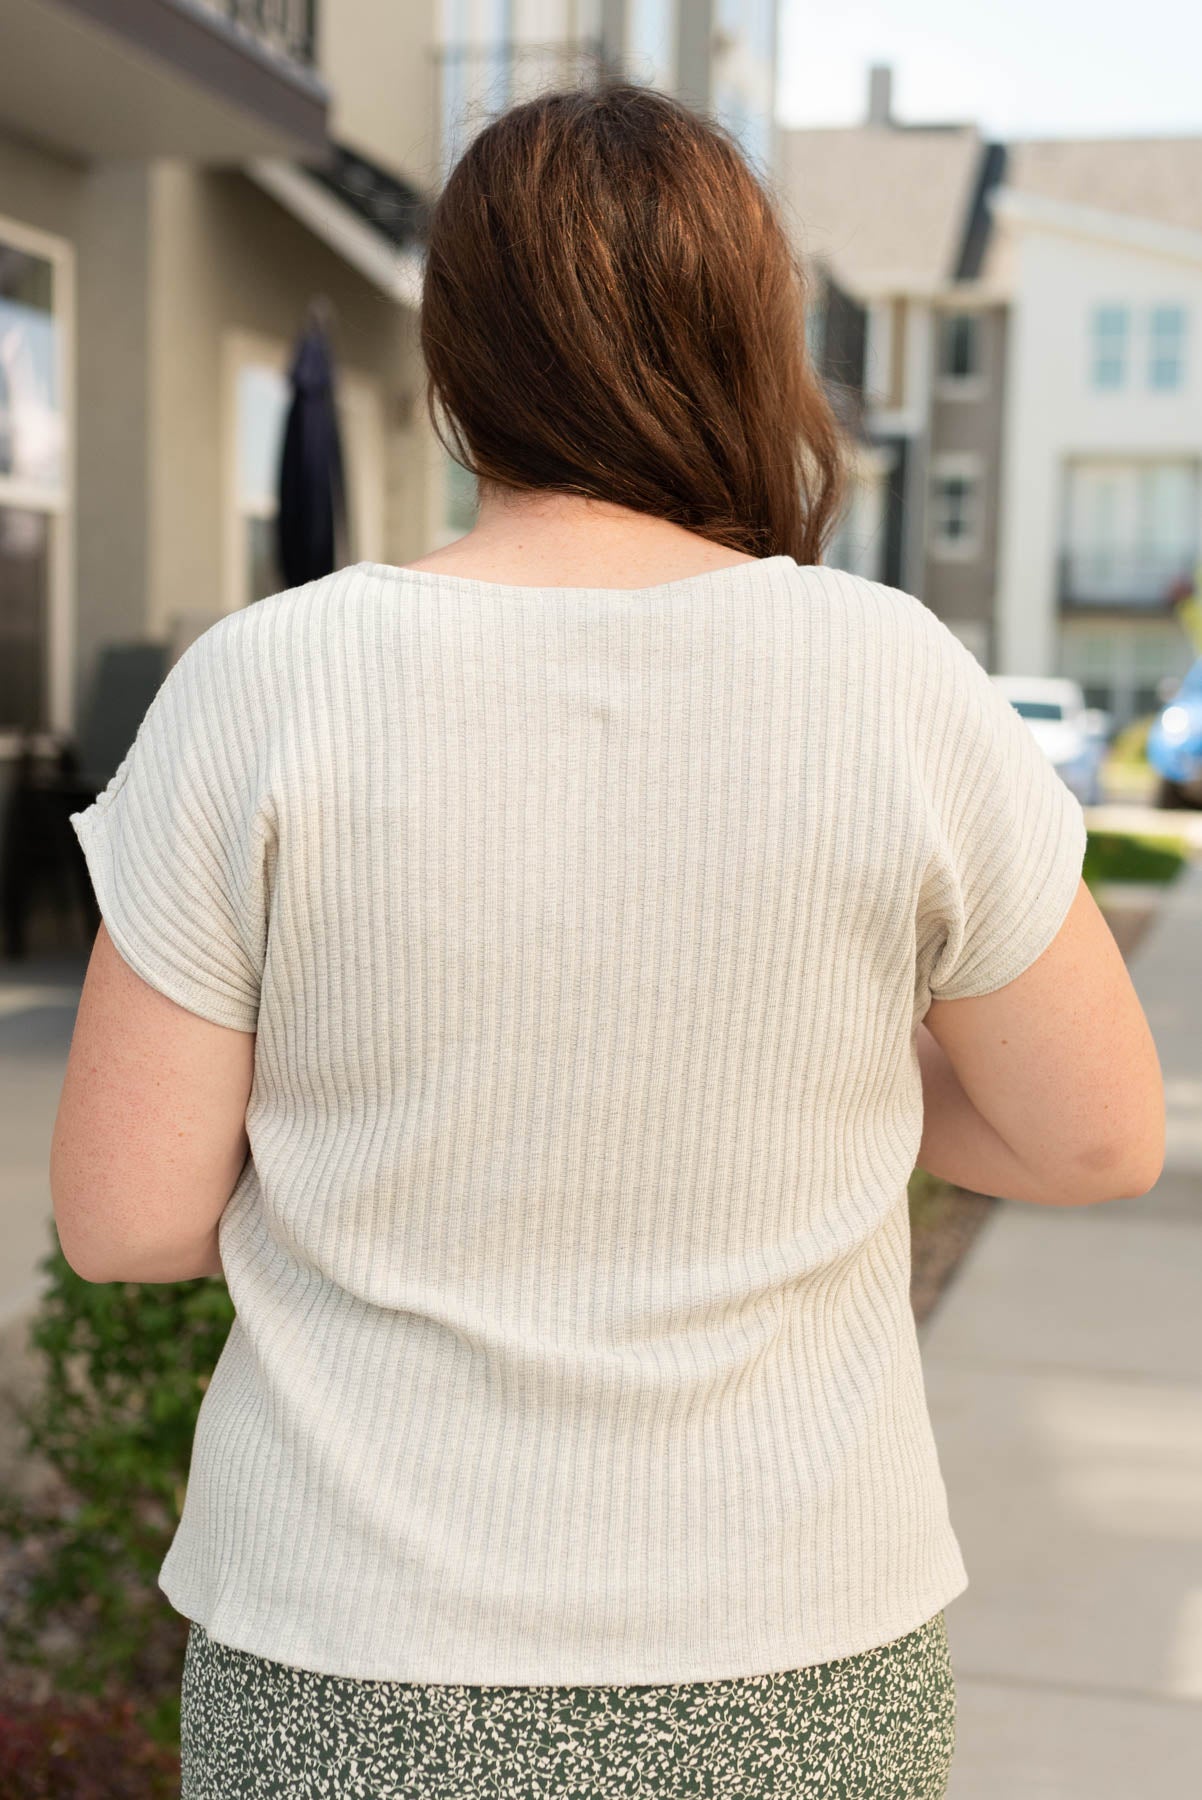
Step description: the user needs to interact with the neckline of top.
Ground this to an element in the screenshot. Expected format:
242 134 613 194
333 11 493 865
352 554 799 599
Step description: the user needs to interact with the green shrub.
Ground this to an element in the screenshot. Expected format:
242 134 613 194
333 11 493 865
907 1166 947 1233
0 1226 232 1745
1083 829 1190 886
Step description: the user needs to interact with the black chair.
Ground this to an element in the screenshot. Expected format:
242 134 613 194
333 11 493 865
0 642 168 959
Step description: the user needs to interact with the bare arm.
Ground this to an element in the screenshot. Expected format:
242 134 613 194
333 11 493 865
51 922 251 1283
917 877 1164 1207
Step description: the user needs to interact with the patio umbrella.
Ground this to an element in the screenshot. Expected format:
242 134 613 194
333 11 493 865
276 302 348 589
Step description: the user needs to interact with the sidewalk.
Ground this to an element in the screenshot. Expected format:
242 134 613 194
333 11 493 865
921 857 1202 1795
0 951 87 1327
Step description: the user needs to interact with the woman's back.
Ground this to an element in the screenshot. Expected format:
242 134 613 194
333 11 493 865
73 548 1084 1683
54 78 1160 1796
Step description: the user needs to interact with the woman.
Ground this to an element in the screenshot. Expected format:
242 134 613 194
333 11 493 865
52 83 1162 1797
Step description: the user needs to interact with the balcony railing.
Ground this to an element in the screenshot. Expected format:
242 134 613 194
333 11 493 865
205 0 318 68
1058 548 1198 611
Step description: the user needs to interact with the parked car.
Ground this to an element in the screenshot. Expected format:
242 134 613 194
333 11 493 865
989 676 1111 806
1147 656 1202 808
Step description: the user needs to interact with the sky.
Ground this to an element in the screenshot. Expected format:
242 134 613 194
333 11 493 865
777 0 1202 139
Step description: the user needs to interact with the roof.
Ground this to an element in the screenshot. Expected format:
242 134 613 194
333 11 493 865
779 124 985 294
783 122 1202 296
977 135 1202 281
1004 137 1202 238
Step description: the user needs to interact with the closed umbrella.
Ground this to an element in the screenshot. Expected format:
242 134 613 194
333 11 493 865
276 301 348 589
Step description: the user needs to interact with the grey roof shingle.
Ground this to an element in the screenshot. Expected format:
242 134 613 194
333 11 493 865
1004 136 1202 238
779 124 984 293
782 125 1202 295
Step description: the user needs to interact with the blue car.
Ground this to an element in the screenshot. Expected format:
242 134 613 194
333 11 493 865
1148 657 1202 807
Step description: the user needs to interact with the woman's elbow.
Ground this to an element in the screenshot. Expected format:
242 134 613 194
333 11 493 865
1057 1132 1166 1207
52 1215 117 1284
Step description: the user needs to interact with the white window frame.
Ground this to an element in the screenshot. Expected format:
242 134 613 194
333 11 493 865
927 452 985 561
221 327 386 617
0 211 75 751
1147 304 1187 393
934 309 986 400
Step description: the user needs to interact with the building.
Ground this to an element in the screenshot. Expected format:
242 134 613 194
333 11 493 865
0 0 434 766
782 68 1202 723
1 0 782 778
983 141 1202 719
781 67 1004 667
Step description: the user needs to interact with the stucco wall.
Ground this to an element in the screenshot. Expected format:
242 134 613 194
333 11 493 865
75 165 154 699
144 163 424 639
319 0 438 191
0 127 81 238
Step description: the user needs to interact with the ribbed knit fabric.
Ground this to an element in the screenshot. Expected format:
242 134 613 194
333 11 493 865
69 555 1086 1686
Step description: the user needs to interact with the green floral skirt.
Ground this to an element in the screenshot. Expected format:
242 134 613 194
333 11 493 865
180 1610 955 1798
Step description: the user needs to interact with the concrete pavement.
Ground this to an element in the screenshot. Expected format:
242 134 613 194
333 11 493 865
0 950 87 1326
921 857 1202 1795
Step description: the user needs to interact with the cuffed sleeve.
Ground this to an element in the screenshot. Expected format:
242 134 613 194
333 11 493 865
914 616 1088 1005
69 618 273 1032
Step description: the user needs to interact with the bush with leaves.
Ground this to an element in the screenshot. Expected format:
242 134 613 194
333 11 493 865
0 1227 232 1745
1082 828 1188 887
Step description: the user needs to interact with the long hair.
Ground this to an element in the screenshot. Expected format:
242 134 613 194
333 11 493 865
420 83 849 565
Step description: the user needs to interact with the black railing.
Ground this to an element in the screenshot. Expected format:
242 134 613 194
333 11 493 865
1058 549 1197 611
211 0 317 68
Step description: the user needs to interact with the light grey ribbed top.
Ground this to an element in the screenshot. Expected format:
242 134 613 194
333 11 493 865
69 555 1085 1685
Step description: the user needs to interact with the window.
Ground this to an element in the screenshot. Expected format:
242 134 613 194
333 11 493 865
937 312 982 384
865 298 903 407
929 456 983 558
712 0 775 172
1062 458 1200 607
1090 305 1128 389
443 449 477 538
235 361 290 605
804 290 827 371
627 0 676 89
1148 305 1187 391
438 0 515 179
0 219 71 738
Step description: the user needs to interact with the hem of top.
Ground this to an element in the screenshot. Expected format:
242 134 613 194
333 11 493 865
351 554 804 601
161 1560 970 1688
68 806 260 1035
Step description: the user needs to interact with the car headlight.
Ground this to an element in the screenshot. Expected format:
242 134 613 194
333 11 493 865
1160 705 1192 743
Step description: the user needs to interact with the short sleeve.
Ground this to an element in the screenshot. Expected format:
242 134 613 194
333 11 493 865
69 619 273 1031
913 611 1088 1005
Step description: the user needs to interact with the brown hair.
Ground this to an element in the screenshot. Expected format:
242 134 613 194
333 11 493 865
420 82 848 564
